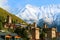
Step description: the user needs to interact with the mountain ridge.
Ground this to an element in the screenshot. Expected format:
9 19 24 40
17 4 60 31
17 4 60 24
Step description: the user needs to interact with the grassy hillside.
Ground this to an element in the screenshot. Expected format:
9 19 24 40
0 8 27 24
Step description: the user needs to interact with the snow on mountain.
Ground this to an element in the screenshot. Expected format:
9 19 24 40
16 4 60 25
17 4 40 23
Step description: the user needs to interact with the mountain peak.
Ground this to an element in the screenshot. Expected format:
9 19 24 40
17 4 60 25
26 4 33 8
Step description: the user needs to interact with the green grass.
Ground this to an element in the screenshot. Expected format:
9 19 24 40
0 8 27 24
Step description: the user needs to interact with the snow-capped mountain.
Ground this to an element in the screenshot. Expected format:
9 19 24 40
17 4 60 26
17 4 40 23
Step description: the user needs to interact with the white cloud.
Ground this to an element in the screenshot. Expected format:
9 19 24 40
0 0 10 11
44 17 53 24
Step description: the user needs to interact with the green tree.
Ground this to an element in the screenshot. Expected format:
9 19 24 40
14 27 28 40
0 22 3 30
0 16 5 23
40 31 45 40
40 28 47 40
12 20 17 24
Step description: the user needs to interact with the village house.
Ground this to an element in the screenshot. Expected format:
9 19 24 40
43 23 57 40
2 15 60 40
4 15 27 30
4 15 16 29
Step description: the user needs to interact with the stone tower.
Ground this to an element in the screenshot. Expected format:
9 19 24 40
51 27 56 38
7 15 12 23
43 23 48 28
47 27 57 40
31 22 40 40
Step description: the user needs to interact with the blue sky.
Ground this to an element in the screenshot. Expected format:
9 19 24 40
8 0 60 6
7 0 60 8
0 0 60 14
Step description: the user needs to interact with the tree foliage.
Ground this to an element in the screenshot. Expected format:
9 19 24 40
0 22 3 30
14 27 28 38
